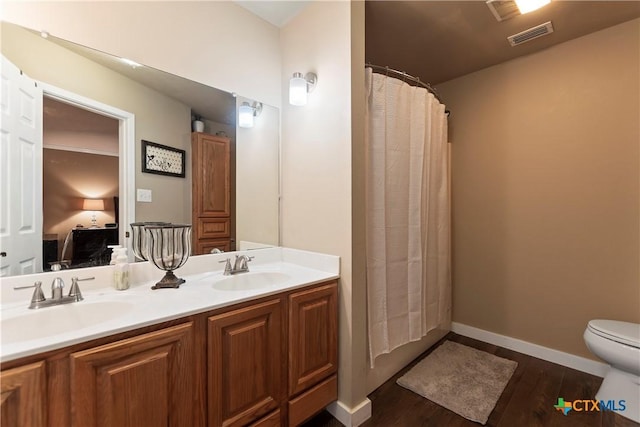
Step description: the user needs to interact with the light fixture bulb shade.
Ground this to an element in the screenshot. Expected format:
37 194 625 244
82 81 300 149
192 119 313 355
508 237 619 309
238 103 254 128
83 198 104 211
289 75 308 106
515 0 550 14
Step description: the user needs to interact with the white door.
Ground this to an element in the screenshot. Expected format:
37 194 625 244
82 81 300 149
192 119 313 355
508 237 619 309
0 55 43 276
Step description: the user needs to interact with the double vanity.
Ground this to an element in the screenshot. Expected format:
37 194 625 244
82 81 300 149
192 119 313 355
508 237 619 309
0 247 339 427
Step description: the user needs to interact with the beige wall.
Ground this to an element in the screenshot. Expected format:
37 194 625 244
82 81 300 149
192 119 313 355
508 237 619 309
44 131 118 155
2 1 282 107
281 0 369 411
437 18 640 359
236 98 280 247
43 149 118 259
2 23 192 225
4 1 284 250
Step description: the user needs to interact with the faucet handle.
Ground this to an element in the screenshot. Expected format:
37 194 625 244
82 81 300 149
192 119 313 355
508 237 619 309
218 258 232 275
26 281 46 309
69 276 94 301
31 281 45 304
13 281 46 308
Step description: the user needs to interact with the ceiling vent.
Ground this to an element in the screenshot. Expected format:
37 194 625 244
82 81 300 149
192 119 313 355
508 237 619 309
508 21 554 46
486 0 520 22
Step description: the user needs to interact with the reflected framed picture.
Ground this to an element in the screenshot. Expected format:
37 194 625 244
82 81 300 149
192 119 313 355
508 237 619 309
141 140 186 178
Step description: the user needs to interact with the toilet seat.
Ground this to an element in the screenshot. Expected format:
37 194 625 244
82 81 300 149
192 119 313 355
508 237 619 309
588 320 640 349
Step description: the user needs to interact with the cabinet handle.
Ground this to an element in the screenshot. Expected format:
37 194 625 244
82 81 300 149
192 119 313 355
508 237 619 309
1 251 6 257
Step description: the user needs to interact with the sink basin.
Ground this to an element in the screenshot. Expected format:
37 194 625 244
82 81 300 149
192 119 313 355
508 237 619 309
1 301 134 344
212 272 291 291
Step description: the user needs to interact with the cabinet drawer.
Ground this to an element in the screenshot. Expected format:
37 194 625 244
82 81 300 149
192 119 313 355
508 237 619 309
249 410 281 427
288 375 337 427
197 217 230 239
195 239 231 255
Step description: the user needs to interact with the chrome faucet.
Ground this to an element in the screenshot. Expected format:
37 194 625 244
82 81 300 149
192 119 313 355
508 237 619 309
51 276 65 300
219 254 254 276
14 276 94 309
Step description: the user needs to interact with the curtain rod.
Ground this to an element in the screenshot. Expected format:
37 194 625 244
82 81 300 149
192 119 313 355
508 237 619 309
365 63 445 106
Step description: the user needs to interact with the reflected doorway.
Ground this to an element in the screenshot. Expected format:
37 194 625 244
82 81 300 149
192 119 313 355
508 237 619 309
39 82 136 272
42 97 120 269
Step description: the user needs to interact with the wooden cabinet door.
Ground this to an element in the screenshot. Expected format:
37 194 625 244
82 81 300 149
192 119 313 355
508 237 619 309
192 133 230 218
208 299 283 427
70 322 198 427
288 282 338 396
192 132 231 255
0 362 46 427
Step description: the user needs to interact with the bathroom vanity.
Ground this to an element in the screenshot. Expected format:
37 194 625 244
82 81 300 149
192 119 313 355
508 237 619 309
0 248 339 427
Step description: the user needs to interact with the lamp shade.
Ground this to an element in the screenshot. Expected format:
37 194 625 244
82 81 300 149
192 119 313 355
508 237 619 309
289 73 308 106
83 198 104 211
238 102 254 128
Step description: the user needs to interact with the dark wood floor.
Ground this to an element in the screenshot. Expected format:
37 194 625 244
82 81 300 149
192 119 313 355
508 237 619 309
303 332 639 427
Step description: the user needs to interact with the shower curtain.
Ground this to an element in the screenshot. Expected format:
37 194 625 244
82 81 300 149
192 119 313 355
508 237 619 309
365 68 451 367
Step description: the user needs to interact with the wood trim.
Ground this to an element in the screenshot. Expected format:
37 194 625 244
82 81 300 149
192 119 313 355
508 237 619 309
47 353 71 427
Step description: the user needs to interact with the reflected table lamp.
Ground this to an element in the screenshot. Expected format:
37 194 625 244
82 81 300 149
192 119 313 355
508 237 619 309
83 198 104 228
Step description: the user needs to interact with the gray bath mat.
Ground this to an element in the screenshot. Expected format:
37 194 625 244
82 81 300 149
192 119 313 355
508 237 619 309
396 340 517 425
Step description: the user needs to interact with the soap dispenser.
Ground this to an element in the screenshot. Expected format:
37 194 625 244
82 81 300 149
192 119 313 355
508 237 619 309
113 248 130 290
108 245 122 265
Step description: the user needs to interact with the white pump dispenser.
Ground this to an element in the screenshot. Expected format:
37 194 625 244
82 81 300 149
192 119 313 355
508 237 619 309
108 245 122 265
113 248 130 290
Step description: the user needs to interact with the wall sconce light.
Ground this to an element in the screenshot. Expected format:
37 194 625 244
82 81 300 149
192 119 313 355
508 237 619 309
238 101 263 128
83 198 105 228
289 72 318 106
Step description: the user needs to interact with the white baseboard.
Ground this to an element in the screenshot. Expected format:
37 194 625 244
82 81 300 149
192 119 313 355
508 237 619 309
326 398 372 427
451 322 608 378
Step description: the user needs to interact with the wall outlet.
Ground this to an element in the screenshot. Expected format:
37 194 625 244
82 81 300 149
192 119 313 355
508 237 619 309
136 188 152 203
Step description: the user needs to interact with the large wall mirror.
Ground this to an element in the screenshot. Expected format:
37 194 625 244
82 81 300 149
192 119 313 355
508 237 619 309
0 21 280 278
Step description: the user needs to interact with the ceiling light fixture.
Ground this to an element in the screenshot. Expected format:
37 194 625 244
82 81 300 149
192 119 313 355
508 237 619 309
289 72 317 106
515 0 550 14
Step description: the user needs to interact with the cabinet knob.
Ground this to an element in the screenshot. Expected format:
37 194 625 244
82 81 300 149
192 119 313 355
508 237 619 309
0 251 6 257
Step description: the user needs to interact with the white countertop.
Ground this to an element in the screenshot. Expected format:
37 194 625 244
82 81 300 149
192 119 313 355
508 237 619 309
0 247 340 363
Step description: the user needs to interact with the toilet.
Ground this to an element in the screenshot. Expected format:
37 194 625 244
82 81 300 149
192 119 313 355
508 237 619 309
584 319 640 423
